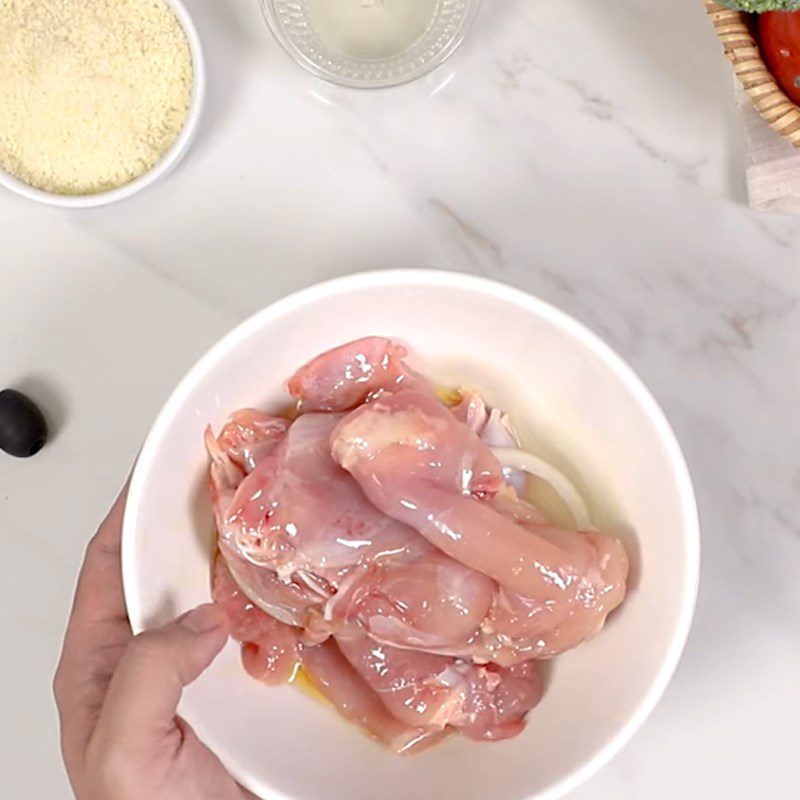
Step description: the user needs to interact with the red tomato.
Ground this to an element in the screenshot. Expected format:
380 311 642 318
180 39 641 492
760 11 800 105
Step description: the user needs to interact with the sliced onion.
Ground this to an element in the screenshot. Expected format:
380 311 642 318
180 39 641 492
481 408 519 449
490 447 592 530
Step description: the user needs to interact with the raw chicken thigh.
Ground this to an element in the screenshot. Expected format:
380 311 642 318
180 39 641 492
334 635 543 741
205 337 629 752
212 555 301 685
331 388 628 663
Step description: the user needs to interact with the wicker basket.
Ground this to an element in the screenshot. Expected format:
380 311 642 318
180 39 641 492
705 1 800 145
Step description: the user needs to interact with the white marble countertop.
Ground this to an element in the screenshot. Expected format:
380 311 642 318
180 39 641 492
1 0 798 797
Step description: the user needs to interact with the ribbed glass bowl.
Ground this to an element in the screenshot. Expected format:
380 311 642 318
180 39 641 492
260 0 481 88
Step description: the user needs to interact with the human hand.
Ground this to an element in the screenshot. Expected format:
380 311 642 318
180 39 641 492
54 485 257 800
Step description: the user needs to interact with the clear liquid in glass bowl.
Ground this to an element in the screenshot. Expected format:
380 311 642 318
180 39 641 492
260 0 481 88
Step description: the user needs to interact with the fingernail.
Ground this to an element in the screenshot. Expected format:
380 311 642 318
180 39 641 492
179 604 226 635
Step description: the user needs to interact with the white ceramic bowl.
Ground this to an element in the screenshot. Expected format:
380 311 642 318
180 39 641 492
123 270 699 800
0 0 205 209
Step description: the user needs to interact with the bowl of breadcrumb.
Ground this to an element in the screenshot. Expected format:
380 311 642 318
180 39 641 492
0 0 205 208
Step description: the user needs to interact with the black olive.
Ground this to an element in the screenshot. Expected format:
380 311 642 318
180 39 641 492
0 389 48 458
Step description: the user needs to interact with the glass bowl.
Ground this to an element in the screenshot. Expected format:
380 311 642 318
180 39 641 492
260 0 481 88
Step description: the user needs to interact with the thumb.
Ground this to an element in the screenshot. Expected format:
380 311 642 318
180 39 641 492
94 604 228 745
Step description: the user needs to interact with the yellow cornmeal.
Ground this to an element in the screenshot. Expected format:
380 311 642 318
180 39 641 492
0 0 193 195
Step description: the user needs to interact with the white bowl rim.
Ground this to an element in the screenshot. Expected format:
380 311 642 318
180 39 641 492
123 268 700 800
0 0 205 209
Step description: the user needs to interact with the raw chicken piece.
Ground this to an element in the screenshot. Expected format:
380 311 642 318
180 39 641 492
217 409 290 473
288 336 431 412
332 389 505 498
457 659 544 741
326 549 494 653
205 337 630 750
205 428 245 533
336 636 461 728
204 410 288 532
302 639 444 754
212 556 301 685
335 636 543 741
240 635 299 686
207 415 327 628
475 493 628 662
490 490 550 526
209 407 495 656
220 546 323 628
219 412 431 583
332 389 628 654
477 582 609 665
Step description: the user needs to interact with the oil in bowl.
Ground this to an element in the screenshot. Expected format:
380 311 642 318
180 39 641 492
262 0 481 88
308 0 439 60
